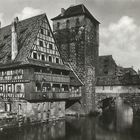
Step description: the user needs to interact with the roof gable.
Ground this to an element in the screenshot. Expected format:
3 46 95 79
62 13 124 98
29 16 64 65
0 14 69 71
51 4 99 23
99 55 117 65
0 14 46 65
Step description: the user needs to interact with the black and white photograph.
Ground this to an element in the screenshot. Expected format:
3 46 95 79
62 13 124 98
0 0 140 139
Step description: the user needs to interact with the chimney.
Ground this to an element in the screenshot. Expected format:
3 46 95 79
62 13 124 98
61 8 65 16
11 18 18 60
14 17 19 23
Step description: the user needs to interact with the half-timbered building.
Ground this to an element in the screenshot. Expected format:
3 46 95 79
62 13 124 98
0 14 82 126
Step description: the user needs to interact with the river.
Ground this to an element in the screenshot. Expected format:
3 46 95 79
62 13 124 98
1 98 140 140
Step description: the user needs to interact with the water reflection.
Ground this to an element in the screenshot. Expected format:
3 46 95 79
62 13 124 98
116 97 133 131
1 99 140 140
0 121 65 140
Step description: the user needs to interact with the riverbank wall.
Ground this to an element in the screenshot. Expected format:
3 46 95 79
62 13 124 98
0 99 65 129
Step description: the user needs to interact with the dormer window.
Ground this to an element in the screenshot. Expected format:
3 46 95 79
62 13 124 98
39 40 43 47
66 20 70 28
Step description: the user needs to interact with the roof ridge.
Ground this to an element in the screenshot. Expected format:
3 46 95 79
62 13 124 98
51 4 100 23
0 13 46 30
99 55 112 57
18 13 45 23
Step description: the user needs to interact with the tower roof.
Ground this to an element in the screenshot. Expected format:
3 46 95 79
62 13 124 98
51 4 100 23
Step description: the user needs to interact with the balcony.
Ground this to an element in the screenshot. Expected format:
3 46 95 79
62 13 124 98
0 91 81 101
26 91 81 101
0 92 25 100
34 73 70 83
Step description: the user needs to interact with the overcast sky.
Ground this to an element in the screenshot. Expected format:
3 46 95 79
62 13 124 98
0 0 140 70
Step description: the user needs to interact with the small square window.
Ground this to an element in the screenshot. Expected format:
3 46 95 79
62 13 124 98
49 56 52 62
104 71 108 75
39 40 43 47
104 59 109 63
17 85 21 93
33 52 37 59
5 103 11 112
49 44 53 50
8 85 12 93
48 30 50 36
56 58 59 64
41 28 44 34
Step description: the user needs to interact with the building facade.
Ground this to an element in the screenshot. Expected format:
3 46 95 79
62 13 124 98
98 55 117 76
0 14 82 127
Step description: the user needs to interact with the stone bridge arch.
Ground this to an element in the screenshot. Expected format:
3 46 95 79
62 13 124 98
95 92 140 114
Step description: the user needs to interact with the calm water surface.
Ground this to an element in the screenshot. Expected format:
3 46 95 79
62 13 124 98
1 98 140 140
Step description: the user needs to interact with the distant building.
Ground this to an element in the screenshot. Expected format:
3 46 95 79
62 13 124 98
96 74 140 95
96 56 140 104
98 55 117 76
117 66 137 76
98 55 137 76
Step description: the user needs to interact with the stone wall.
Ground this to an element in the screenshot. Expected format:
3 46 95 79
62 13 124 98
52 15 99 114
0 99 65 127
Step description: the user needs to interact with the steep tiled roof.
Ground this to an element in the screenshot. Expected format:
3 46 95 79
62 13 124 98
0 14 46 66
51 4 99 23
99 55 116 62
66 63 83 86
27 58 70 71
99 55 117 67
0 13 71 72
